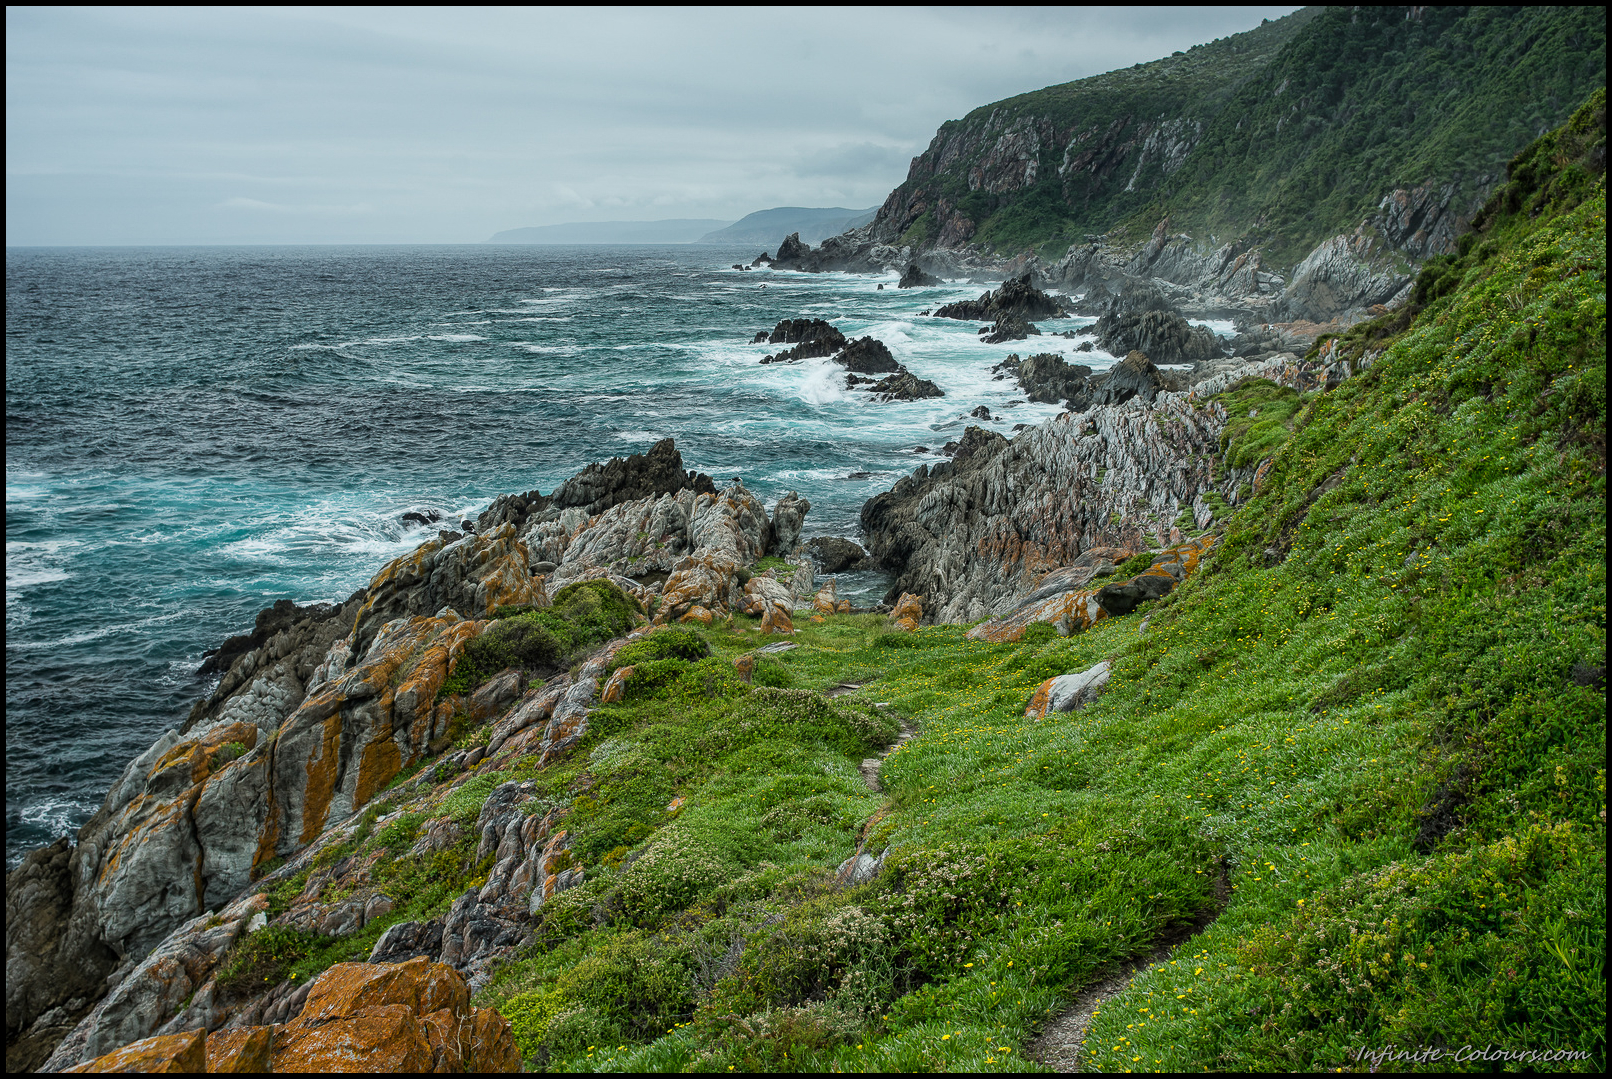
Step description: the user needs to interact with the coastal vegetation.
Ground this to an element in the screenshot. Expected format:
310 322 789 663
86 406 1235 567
884 7 1604 265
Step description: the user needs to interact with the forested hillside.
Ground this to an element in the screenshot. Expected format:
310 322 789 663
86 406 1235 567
873 6 1605 267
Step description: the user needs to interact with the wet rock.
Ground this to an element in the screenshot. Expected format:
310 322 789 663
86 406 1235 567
980 313 1041 343
759 318 847 363
970 405 992 420
864 368 944 401
401 510 442 528
833 336 901 375
805 537 867 574
934 273 1065 322
898 263 940 288
1090 279 1220 365
1011 352 1093 406
546 437 715 518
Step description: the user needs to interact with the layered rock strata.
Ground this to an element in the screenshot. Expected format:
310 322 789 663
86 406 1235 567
859 351 1341 622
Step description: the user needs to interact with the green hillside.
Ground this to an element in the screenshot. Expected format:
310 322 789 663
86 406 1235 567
878 6 1605 266
449 91 1605 1071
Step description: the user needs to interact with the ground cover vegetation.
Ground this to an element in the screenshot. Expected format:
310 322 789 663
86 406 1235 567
211 94 1603 1071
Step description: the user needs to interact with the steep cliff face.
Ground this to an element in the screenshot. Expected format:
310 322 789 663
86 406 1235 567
874 8 1602 268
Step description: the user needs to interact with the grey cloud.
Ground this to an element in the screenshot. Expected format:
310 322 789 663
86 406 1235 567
6 6 1301 244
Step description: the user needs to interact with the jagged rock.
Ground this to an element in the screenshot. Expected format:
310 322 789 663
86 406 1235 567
62 1028 205 1074
898 263 940 288
43 892 266 1070
860 372 1255 621
1024 661 1112 718
775 232 810 264
548 437 715 517
750 252 772 267
834 336 901 375
5 838 115 1056
934 273 1065 322
760 318 847 363
890 593 923 632
1095 350 1169 406
968 536 1218 642
1089 279 1220 365
981 313 1041 343
864 368 944 401
1271 231 1412 323
1012 353 1093 406
805 537 867 574
769 492 809 555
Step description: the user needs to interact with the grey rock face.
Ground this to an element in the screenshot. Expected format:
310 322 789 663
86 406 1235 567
769 492 810 556
547 437 716 517
5 839 117 1043
898 263 940 288
859 351 1343 621
1044 662 1112 713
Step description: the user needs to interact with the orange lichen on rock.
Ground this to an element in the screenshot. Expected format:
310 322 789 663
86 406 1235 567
732 654 755 682
64 1029 205 1073
205 1026 272 1073
678 605 715 625
890 592 923 632
759 604 794 635
600 665 633 703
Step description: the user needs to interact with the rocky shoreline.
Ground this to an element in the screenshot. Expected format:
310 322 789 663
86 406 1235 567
7 254 1366 1073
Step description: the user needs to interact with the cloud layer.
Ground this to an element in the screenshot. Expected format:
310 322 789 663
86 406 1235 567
6 7 1299 244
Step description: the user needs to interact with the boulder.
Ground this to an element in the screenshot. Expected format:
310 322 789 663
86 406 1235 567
62 1029 205 1074
1024 662 1112 719
863 368 944 401
805 537 867 574
1010 353 1092 406
981 313 1040 344
833 337 901 375
890 593 923 632
934 273 1064 321
769 492 810 555
760 318 847 364
1090 280 1219 365
812 579 839 616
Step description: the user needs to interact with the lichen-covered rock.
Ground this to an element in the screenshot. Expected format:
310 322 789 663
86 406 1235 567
62 1028 205 1074
205 1025 272 1073
42 893 265 1070
890 593 923 632
967 535 1217 642
812 579 839 615
349 524 546 653
1024 661 1112 718
768 492 809 555
759 604 795 635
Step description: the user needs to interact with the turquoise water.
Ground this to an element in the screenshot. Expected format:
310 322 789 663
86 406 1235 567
5 243 1126 867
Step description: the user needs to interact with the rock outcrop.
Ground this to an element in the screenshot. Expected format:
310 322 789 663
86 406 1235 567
1089 279 1221 365
1023 661 1112 718
804 537 868 574
59 958 520 1074
859 351 1341 622
934 273 1066 322
898 263 941 288
5 440 809 1066
758 318 847 363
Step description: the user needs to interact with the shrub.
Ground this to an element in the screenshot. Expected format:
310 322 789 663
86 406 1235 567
609 627 711 671
214 925 322 1001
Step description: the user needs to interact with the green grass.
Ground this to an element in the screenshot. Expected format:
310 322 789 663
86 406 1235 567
456 96 1605 1074
245 98 1603 1072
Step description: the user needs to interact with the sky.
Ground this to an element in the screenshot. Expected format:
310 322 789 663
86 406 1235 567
6 6 1301 245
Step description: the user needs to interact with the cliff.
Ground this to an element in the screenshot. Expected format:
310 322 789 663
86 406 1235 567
777 7 1604 330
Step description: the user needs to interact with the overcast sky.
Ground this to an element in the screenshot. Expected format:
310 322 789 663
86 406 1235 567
7 6 1300 245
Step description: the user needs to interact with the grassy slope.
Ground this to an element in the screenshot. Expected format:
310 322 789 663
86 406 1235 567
907 7 1604 264
458 93 1604 1073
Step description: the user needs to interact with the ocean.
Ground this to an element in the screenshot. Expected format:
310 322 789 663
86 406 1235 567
5 242 1154 869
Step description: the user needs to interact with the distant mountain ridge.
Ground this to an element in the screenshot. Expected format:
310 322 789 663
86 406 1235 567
697 206 878 247
485 219 733 244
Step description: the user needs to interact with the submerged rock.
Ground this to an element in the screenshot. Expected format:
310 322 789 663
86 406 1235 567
934 272 1066 322
898 262 941 288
